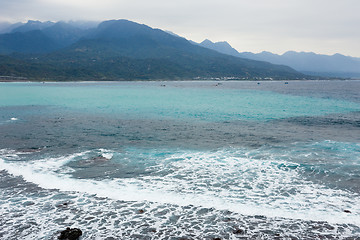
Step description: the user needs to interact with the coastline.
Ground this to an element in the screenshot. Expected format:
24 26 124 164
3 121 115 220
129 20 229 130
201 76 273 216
1 80 359 239
0 78 356 83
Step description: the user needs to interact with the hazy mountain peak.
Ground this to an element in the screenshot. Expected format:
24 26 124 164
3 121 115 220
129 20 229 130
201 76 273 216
332 53 348 58
215 41 232 47
197 38 360 77
0 22 23 33
66 20 100 29
11 20 55 33
91 19 155 39
260 51 276 55
201 39 214 45
237 50 360 77
46 21 74 30
41 21 86 47
283 50 297 55
27 20 42 24
97 19 148 30
199 39 240 57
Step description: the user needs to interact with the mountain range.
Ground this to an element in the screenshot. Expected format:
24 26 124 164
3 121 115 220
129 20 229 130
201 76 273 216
199 39 360 78
0 19 352 81
0 20 306 81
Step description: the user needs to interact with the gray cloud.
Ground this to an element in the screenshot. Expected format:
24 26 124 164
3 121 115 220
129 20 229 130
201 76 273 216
0 0 359 56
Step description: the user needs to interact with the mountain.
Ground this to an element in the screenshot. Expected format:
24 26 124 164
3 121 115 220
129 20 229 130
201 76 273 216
11 20 55 33
65 20 100 30
42 22 89 48
199 40 360 78
0 22 23 34
200 39 240 57
237 51 360 77
0 20 99 34
0 19 306 81
0 30 59 54
0 22 88 54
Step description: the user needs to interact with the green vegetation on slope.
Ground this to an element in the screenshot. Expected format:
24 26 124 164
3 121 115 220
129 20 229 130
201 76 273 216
0 19 307 81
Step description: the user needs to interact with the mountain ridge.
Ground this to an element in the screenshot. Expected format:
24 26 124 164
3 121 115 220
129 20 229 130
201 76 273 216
198 40 360 78
0 19 306 80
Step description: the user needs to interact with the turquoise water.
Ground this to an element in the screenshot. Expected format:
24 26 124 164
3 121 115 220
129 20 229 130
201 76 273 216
1 81 359 122
0 80 360 239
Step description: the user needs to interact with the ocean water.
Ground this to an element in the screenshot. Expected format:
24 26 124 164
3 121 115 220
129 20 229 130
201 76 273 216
0 80 359 239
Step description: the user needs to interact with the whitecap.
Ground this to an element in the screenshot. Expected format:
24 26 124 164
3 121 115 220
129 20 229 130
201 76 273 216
99 148 114 160
1 147 360 226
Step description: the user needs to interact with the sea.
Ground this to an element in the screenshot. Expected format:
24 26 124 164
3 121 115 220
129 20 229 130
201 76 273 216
0 80 359 239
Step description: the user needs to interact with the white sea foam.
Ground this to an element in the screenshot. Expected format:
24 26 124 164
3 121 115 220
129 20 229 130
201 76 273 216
99 148 114 159
0 148 359 226
2 183 354 239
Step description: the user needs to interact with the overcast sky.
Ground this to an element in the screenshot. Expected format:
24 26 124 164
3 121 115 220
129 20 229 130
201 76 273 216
1 0 359 57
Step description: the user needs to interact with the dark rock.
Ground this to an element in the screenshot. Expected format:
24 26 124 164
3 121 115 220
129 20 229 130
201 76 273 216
223 217 232 222
92 156 110 161
58 227 82 240
324 224 335 230
233 228 245 234
23 201 35 206
56 202 70 208
343 209 351 213
137 209 145 214
212 238 222 240
18 147 42 153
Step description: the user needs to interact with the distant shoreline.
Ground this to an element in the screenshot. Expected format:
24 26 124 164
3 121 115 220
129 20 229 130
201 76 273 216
1 78 358 83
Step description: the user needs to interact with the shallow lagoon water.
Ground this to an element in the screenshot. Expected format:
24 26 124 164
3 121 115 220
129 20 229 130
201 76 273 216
0 80 360 239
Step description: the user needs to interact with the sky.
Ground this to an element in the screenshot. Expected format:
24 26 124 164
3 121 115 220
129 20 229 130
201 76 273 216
0 0 359 57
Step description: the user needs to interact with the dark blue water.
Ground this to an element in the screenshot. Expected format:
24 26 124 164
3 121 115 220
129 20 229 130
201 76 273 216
0 80 359 239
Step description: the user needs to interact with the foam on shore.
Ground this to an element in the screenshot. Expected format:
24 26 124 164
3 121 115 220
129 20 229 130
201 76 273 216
1 146 359 226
